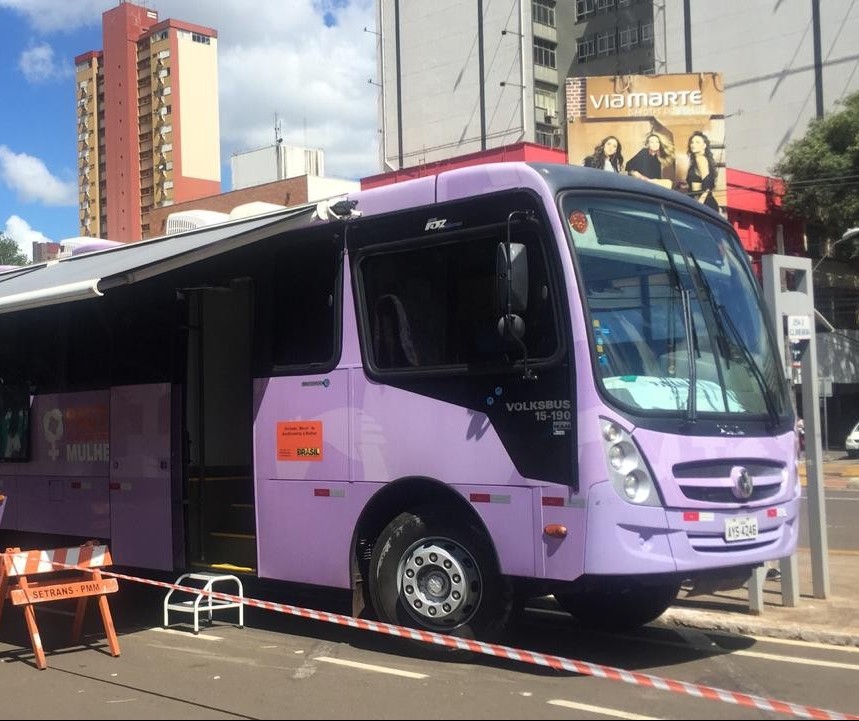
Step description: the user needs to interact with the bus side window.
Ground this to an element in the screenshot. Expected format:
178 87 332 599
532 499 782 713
268 235 339 371
359 228 558 372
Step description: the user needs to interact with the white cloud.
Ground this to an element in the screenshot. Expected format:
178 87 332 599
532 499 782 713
190 0 380 180
0 0 111 33
1 0 381 181
4 215 51 261
0 146 77 206
19 42 72 83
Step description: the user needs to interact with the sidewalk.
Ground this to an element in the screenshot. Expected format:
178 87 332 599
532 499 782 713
657 454 859 645
799 450 859 490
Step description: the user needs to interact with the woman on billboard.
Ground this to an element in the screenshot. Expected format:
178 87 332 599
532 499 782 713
583 135 624 173
685 130 720 211
626 132 673 188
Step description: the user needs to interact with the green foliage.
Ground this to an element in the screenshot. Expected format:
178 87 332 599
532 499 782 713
772 91 859 257
0 233 29 266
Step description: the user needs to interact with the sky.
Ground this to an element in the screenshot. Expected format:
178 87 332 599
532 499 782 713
0 0 379 260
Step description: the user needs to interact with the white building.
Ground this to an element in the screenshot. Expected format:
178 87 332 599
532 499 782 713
375 0 859 176
231 143 325 191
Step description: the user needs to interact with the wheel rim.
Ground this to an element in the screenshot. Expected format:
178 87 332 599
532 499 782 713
397 536 482 630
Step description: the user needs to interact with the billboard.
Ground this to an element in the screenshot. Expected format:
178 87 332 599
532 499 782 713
566 73 726 211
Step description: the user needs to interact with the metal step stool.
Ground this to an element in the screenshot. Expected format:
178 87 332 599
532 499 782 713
163 571 244 634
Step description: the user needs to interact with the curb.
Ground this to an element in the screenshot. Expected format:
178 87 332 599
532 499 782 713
658 608 859 647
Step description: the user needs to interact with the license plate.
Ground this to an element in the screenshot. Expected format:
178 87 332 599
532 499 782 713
725 516 758 542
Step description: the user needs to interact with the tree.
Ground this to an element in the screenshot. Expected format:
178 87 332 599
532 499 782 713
772 90 859 259
0 233 29 266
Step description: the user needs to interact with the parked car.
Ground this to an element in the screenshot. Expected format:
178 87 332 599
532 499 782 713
846 421 859 459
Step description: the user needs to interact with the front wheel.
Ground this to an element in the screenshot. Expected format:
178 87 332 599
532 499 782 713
555 578 680 631
369 510 510 646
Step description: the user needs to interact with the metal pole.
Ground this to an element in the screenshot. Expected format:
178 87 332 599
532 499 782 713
762 254 829 601
683 0 692 72
477 0 486 150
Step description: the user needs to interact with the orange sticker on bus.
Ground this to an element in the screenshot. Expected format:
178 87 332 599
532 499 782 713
277 421 323 461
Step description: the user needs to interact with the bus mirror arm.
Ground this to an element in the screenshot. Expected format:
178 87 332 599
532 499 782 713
496 212 536 380
495 314 537 381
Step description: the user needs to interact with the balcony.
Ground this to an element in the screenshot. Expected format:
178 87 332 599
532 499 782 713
533 64 558 86
532 21 557 44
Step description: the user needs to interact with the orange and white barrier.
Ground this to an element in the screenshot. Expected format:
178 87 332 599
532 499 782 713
0 541 119 670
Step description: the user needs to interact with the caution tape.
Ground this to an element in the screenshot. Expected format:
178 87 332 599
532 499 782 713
44 559 858 720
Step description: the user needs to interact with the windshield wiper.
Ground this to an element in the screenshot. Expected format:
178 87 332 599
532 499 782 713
689 253 780 427
654 232 697 423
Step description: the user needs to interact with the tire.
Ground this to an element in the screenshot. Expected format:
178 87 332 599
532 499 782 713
369 510 511 647
555 578 680 631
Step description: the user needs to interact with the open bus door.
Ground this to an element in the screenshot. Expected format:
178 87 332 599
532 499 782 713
183 280 257 572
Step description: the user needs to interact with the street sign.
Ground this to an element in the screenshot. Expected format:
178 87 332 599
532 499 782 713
787 314 813 342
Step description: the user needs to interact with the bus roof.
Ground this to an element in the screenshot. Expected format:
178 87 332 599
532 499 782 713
0 161 725 316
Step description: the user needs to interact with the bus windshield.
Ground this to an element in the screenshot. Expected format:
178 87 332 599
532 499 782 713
562 194 788 420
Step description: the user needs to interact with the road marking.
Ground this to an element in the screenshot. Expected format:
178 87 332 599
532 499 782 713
600 626 859 669
729 648 859 670
732 633 859 653
548 699 659 719
664 630 859 667
313 656 428 679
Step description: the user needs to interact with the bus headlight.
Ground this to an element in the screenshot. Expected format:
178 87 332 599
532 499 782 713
602 422 621 443
608 444 625 470
600 418 660 506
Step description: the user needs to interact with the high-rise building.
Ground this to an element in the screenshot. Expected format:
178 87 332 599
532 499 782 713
75 1 221 242
376 0 858 177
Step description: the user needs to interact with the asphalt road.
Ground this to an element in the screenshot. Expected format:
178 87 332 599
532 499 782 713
1 579 857 720
799 488 859 550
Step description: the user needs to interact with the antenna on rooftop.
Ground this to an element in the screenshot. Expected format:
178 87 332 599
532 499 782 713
274 114 283 145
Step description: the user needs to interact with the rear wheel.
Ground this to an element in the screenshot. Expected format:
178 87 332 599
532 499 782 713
369 510 510 648
555 578 680 631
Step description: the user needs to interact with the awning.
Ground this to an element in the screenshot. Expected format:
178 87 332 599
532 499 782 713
0 204 319 314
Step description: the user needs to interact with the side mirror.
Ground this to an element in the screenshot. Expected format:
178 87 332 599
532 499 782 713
496 242 529 315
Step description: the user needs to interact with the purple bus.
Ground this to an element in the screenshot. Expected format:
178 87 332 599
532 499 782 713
0 162 798 641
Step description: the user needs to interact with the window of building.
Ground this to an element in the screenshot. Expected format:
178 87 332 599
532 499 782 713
533 38 557 69
596 0 615 11
641 22 654 46
534 87 558 118
191 33 211 45
619 25 639 51
575 0 595 20
597 31 616 56
535 128 562 148
533 0 556 27
577 35 596 62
